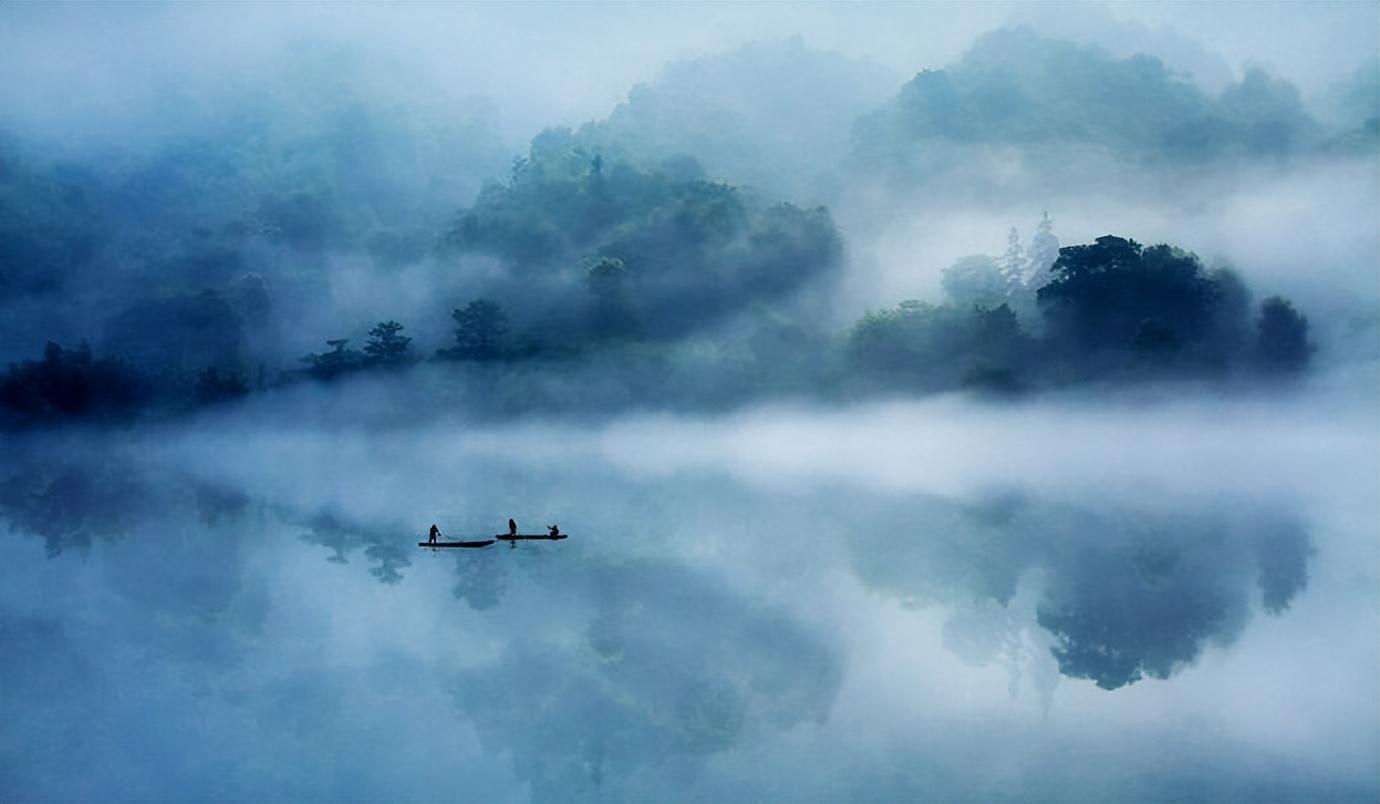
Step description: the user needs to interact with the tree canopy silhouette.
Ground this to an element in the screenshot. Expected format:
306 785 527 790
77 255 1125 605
363 320 412 364
441 299 509 361
1037 235 1221 356
1255 296 1313 372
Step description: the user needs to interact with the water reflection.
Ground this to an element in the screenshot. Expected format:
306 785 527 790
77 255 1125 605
847 492 1311 689
0 425 1366 801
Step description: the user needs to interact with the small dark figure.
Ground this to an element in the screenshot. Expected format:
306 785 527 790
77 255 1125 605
509 518 517 537
428 524 441 545
548 524 560 538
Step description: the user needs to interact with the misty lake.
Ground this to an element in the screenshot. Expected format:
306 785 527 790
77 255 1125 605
4 374 1376 800
3 2 1379 800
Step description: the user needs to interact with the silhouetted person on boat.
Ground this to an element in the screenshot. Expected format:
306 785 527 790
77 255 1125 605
548 524 560 538
428 524 441 545
509 518 517 538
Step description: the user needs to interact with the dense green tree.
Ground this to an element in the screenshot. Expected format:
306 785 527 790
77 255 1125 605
942 255 1007 309
299 338 366 379
441 299 509 361
1037 235 1220 353
847 300 1029 391
0 341 149 424
1255 296 1313 372
853 26 1321 181
444 140 841 341
194 367 250 404
363 320 412 364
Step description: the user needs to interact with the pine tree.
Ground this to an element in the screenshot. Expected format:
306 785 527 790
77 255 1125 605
1025 212 1060 289
998 227 1026 294
364 320 412 363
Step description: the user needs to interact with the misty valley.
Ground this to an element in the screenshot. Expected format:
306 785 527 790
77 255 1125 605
1 5 1377 802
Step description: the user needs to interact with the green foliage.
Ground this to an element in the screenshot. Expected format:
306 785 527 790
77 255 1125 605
194 367 250 405
299 338 366 380
295 319 414 380
942 255 1009 309
0 341 149 425
1255 296 1314 372
570 38 892 198
363 320 412 364
441 299 509 361
1038 235 1221 355
444 137 842 341
847 300 1029 391
857 234 1311 390
1029 234 1321 380
854 26 1320 176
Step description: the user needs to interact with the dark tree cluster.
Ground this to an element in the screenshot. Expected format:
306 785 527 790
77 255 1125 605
0 342 149 426
297 320 417 381
3 227 1318 427
0 28 1340 429
295 301 516 382
439 300 509 361
846 234 1312 393
445 130 843 343
853 26 1320 181
1038 235 1311 378
847 302 1029 393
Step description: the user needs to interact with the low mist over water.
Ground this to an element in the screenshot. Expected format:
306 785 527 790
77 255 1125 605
2 3 1377 801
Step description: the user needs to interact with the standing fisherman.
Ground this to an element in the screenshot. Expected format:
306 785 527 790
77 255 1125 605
428 523 441 545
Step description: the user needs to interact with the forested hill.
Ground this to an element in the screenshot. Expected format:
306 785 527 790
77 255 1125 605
0 29 1356 428
851 26 1376 189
